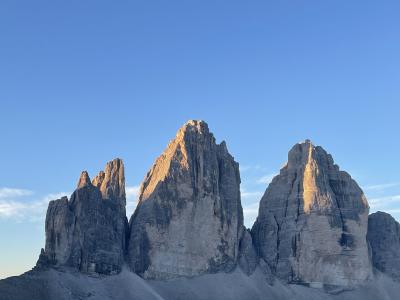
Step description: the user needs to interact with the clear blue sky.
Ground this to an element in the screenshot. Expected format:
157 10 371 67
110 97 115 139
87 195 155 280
1 0 399 279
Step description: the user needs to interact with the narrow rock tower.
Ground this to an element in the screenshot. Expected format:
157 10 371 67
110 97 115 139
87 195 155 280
38 158 127 275
128 120 243 279
251 140 372 287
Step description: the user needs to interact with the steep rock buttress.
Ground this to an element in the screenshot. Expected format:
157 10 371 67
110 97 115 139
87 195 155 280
127 120 244 279
251 140 372 287
37 159 127 275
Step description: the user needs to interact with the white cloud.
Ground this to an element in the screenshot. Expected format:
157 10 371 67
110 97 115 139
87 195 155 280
243 202 259 228
363 183 400 191
256 174 276 185
0 191 68 222
239 164 266 173
126 185 140 200
241 191 263 199
241 188 263 200
0 188 33 199
383 208 400 214
239 165 251 172
0 185 143 221
369 195 400 208
369 195 400 219
126 185 140 217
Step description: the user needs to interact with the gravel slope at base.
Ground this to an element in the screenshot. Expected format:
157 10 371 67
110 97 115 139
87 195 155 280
1 268 399 300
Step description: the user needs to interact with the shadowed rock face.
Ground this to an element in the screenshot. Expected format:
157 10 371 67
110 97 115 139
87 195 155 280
37 159 128 275
368 211 400 280
128 120 244 279
251 140 372 287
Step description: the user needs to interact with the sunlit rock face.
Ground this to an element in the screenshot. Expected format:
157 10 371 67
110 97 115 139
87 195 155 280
38 159 128 275
128 120 243 279
368 211 400 280
251 140 372 287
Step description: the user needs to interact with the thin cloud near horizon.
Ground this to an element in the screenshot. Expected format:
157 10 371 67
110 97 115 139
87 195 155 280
1 184 400 227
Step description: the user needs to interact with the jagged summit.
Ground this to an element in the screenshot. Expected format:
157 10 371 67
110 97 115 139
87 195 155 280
182 119 208 131
169 120 211 146
5 122 399 300
138 120 225 205
93 158 126 210
38 158 127 275
283 140 369 214
128 120 244 279
77 171 91 188
251 141 372 288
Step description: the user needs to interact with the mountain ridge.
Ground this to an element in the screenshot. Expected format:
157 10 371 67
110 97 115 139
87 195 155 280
2 120 400 300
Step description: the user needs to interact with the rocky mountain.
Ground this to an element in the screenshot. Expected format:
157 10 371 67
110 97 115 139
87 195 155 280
37 159 128 275
127 120 244 279
368 211 400 280
251 140 372 288
2 121 400 300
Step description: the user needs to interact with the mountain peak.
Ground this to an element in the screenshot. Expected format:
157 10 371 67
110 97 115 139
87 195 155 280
100 158 125 202
128 120 243 279
41 159 128 275
184 119 208 130
175 120 211 141
252 142 372 287
77 171 91 188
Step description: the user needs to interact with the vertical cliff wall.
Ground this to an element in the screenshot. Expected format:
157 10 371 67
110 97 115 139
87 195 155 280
128 120 244 279
38 159 127 275
251 140 372 287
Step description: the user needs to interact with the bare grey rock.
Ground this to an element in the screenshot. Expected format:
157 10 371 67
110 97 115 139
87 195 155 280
251 140 372 287
238 228 259 276
77 171 91 188
3 267 400 300
367 211 400 280
92 159 126 211
128 120 243 279
39 158 128 275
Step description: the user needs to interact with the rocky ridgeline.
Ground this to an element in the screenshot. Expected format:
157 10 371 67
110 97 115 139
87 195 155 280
35 120 400 289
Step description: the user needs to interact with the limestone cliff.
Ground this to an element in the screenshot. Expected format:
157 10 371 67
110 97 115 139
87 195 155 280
127 120 244 279
368 211 400 280
251 140 372 287
37 159 127 275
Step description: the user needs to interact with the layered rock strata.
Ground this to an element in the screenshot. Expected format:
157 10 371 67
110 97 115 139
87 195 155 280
37 159 127 275
251 140 372 287
367 211 400 280
128 120 244 279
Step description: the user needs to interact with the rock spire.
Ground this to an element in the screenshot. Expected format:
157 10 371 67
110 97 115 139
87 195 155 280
38 158 127 275
127 120 244 279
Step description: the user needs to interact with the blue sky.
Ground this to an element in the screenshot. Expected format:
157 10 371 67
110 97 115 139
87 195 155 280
1 0 400 279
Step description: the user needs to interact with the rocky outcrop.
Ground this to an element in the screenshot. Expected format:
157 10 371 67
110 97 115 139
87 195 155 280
127 120 243 279
367 211 400 280
38 159 127 275
238 229 259 276
251 140 372 287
